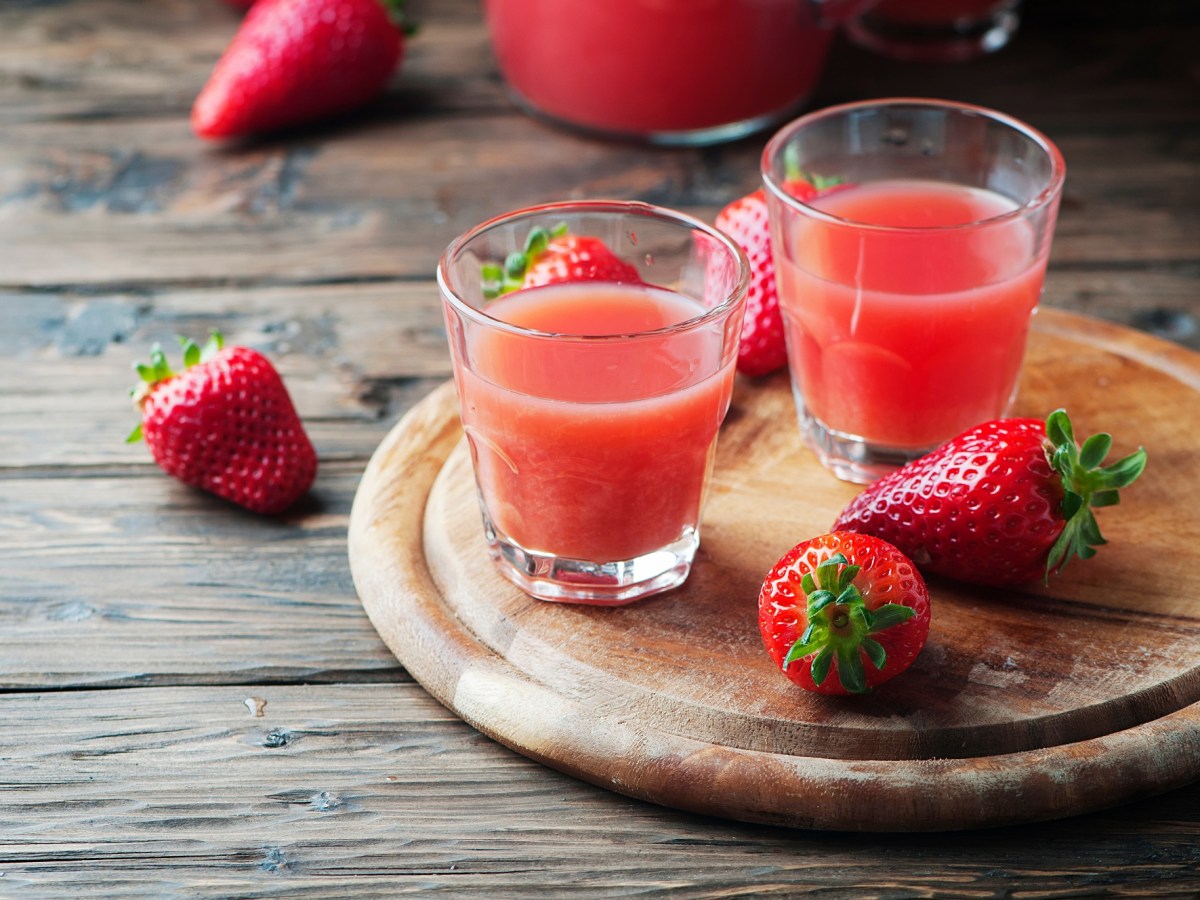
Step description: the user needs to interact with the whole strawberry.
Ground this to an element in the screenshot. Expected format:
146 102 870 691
714 187 787 377
833 409 1147 586
481 223 642 298
192 0 409 140
759 532 930 695
128 333 317 514
714 178 842 378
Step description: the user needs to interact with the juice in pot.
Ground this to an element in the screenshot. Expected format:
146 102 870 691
484 0 846 144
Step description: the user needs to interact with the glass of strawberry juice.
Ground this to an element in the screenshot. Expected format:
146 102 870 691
437 201 750 604
761 98 1065 483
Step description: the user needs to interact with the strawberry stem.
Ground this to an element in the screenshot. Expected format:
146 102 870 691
1042 408 1148 582
481 222 568 299
782 552 915 694
128 332 226 440
782 143 844 192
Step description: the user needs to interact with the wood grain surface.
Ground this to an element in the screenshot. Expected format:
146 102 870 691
2 0 1199 893
349 311 1200 831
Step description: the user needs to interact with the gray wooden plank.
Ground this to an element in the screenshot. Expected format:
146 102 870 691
0 461 402 688
0 113 697 287
0 684 1198 897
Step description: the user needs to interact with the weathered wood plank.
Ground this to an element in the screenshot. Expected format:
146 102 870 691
0 684 1197 896
0 462 404 689
0 114 700 286
0 119 1195 285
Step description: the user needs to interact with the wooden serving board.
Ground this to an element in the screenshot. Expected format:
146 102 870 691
348 309 1200 832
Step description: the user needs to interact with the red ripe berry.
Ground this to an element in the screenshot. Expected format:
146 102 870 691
759 532 930 695
129 333 318 514
833 410 1147 586
481 223 642 298
714 188 787 378
714 178 842 378
192 0 409 140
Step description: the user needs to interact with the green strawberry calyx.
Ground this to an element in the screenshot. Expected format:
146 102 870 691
481 222 568 299
782 142 844 194
1043 408 1148 582
126 332 224 443
782 552 916 695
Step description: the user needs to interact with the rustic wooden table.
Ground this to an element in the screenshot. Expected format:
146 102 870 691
2 0 1198 895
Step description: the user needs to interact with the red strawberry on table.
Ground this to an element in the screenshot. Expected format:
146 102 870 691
192 0 410 140
759 532 930 695
833 409 1147 586
481 223 642 298
128 333 317 514
714 176 841 378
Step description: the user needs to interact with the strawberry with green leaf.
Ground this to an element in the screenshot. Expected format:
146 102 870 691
129 333 317 515
759 532 931 695
833 409 1148 586
482 223 642 299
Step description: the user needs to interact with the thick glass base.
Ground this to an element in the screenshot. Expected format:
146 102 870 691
845 7 1020 63
482 509 699 605
501 86 812 148
794 397 930 485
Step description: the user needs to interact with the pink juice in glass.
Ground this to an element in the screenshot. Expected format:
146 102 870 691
455 282 735 563
775 178 1048 450
483 0 842 141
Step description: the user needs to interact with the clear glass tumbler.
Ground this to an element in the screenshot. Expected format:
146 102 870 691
845 0 1022 62
437 201 750 604
761 98 1065 483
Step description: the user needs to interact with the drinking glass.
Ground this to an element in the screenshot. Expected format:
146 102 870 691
761 98 1065 483
438 201 750 604
846 0 1022 62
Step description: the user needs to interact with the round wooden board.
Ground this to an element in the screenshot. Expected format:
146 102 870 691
348 309 1200 832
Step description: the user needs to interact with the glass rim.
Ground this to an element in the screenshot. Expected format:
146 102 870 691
760 97 1067 233
436 199 751 342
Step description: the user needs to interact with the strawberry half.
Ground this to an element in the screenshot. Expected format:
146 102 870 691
759 532 930 695
481 223 642 298
129 333 317 514
192 0 410 140
833 409 1148 586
